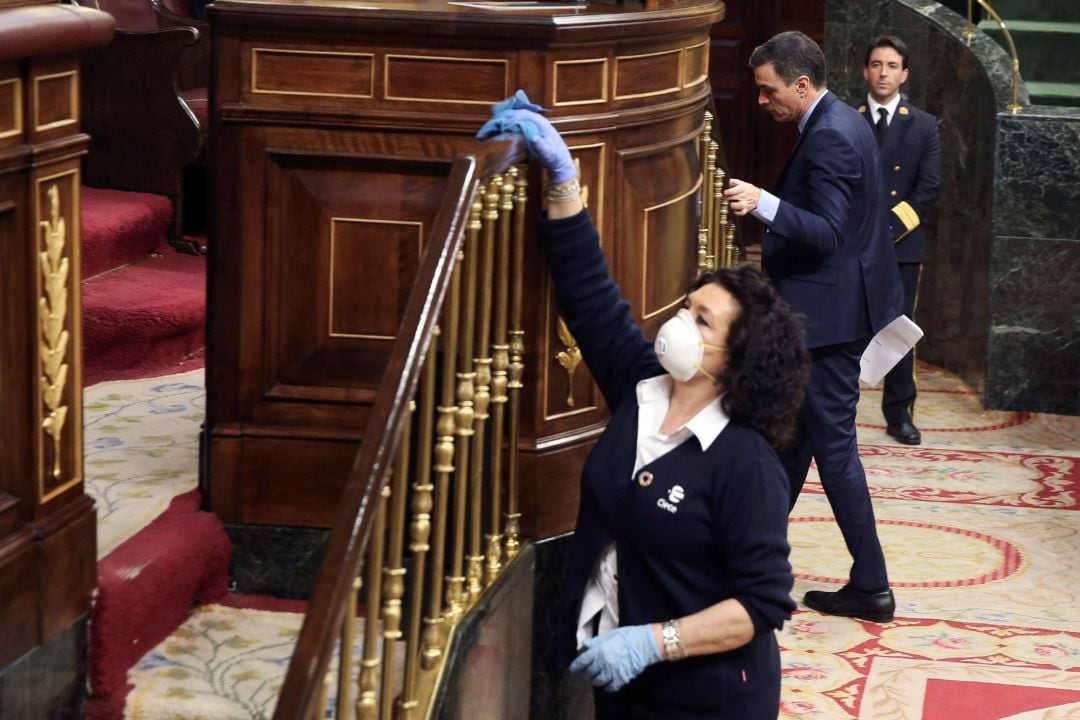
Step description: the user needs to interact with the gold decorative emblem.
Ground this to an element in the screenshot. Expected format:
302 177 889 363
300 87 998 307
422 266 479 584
575 158 590 208
39 184 70 479
554 316 582 407
858 105 867 113
899 106 910 115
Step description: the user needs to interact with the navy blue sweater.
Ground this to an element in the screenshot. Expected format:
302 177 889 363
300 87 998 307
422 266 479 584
540 209 795 718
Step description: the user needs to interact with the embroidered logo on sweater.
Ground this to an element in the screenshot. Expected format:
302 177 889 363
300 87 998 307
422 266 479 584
657 485 685 514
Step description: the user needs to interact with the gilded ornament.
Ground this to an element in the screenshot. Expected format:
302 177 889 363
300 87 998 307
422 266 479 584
555 316 582 407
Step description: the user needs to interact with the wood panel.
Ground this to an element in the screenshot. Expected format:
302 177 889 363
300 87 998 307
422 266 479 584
206 0 724 534
0 4 110 674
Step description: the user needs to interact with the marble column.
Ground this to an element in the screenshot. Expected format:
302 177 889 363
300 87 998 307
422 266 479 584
988 109 1080 414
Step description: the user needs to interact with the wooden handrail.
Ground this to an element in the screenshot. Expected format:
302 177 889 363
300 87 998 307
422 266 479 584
273 136 527 720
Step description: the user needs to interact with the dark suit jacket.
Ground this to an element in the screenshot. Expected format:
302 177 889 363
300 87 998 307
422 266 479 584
858 99 942 263
762 91 903 349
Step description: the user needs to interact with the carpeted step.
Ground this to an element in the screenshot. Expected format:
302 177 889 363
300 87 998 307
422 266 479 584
86 490 231 720
81 187 173 280
82 253 206 387
122 598 402 720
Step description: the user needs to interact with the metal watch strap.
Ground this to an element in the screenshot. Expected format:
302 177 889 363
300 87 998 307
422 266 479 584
661 619 686 661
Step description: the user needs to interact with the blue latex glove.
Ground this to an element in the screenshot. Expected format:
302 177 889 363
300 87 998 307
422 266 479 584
569 624 663 692
475 93 577 184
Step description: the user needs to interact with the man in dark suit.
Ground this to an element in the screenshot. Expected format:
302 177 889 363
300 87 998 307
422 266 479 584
723 31 903 622
859 35 941 446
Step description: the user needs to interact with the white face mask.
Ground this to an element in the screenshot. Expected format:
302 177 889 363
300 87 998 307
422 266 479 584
654 308 725 383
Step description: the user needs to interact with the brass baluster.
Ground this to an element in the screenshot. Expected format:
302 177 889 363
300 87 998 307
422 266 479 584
357 486 389 719
336 576 361 720
458 192 482 606
471 181 498 590
317 670 333 720
699 112 714 273
419 325 449 669
504 166 528 562
441 245 466 621
380 412 412 720
711 146 726 268
486 171 513 584
400 394 429 716
697 228 710 275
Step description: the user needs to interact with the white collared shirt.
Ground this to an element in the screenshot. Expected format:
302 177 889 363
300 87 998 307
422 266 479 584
867 93 902 127
575 375 730 647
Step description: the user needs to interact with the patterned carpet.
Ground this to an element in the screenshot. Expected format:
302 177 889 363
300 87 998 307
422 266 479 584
84 369 204 558
783 363 1080 719
87 364 1080 718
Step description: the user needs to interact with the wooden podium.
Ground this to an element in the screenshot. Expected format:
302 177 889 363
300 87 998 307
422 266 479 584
0 1 112 672
205 0 724 538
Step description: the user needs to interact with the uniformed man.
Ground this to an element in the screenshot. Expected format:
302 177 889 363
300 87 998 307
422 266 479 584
859 35 941 446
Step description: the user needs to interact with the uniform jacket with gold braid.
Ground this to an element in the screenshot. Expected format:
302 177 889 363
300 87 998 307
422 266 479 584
858 98 941 263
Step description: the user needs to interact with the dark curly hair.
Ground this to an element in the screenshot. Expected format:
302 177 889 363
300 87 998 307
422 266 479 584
689 264 810 449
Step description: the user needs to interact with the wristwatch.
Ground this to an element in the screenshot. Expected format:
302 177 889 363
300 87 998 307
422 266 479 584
661 619 687 661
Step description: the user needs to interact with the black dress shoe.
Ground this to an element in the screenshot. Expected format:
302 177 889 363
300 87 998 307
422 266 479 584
803 585 896 623
886 421 921 445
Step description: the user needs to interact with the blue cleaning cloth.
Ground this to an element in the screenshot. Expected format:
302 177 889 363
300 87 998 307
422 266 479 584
476 90 545 159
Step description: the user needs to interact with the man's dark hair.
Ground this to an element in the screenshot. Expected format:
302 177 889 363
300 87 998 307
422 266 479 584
689 265 810 450
864 34 910 69
749 31 827 89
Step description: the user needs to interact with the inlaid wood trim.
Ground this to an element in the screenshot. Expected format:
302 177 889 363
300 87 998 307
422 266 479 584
328 217 424 340
33 70 77 133
551 58 609 107
613 48 682 100
251 48 375 99
383 53 509 105
0 78 22 140
641 176 702 320
682 40 709 88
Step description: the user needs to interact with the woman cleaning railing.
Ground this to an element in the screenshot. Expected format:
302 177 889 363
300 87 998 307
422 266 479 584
272 136 529 720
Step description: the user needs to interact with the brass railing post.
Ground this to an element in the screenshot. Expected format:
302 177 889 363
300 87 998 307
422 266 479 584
379 412 411 720
422 326 451 670
357 486 389 719
486 170 513 585
978 0 1023 113
503 166 528 562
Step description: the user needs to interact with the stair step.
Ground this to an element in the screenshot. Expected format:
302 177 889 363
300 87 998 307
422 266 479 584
82 253 206 386
1026 80 1080 107
123 601 404 720
981 21 1080 83
985 0 1080 23
82 186 173 280
86 490 231 720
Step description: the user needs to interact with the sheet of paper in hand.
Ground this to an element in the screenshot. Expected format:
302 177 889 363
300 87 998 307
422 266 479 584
860 315 923 387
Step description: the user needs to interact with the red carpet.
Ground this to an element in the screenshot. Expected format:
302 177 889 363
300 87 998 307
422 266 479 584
86 490 231 720
82 254 206 386
81 187 173 279
921 679 1080 719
